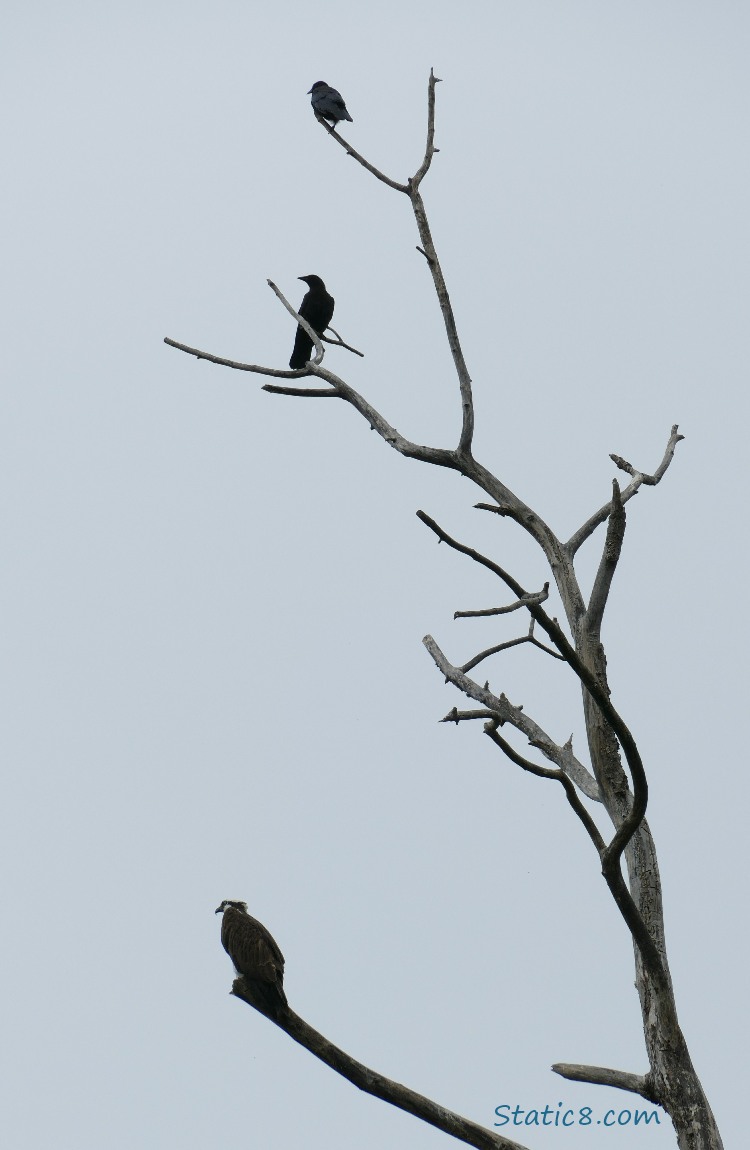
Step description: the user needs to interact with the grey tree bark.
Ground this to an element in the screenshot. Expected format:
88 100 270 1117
167 70 723 1150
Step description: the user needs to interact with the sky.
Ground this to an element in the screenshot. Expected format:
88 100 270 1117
2 2 747 1147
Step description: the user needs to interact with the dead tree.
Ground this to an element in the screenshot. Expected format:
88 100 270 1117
166 71 723 1150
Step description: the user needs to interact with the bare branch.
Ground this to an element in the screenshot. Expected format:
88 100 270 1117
611 423 685 483
552 1063 656 1102
484 723 606 854
440 707 499 724
527 634 566 661
474 502 516 518
417 510 655 861
417 510 528 601
460 630 565 675
313 114 409 193
525 616 566 660
454 584 549 619
297 365 461 468
231 983 529 1150
164 333 562 590
164 337 300 378
262 384 339 398
423 635 600 800
410 68 441 189
324 326 364 358
317 70 474 456
585 480 626 637
164 278 337 380
566 425 685 555
410 183 474 455
460 635 529 673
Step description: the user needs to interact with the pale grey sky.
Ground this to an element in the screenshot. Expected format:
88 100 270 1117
2 2 746 1147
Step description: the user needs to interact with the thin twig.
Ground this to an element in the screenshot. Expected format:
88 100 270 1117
460 636 528 673
324 326 364 358
314 114 409 194
417 510 528 601
164 337 298 378
410 68 441 189
484 722 606 853
527 633 566 660
454 585 549 619
460 631 565 675
566 426 684 555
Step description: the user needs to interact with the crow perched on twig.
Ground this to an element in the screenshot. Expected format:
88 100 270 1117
308 81 353 128
288 275 335 370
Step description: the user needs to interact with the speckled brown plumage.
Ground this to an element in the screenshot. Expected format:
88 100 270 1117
215 900 287 1017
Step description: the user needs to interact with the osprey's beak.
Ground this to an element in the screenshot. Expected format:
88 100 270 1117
214 905 223 914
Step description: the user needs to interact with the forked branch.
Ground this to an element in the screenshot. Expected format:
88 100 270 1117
454 585 550 619
416 510 650 869
459 629 564 674
317 69 473 454
424 635 599 801
566 425 684 555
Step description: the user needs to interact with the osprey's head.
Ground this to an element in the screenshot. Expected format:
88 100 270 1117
215 899 248 915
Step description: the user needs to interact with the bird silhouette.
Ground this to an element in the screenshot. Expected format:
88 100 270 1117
215 900 288 1018
308 81 353 128
288 275 335 370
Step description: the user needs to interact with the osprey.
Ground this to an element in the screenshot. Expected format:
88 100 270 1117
215 900 288 1017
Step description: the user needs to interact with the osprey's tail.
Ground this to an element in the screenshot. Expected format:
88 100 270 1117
243 977 288 1019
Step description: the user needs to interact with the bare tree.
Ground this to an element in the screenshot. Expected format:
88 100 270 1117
166 71 723 1150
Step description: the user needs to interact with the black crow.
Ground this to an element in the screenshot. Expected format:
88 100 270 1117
308 81 353 127
288 275 335 370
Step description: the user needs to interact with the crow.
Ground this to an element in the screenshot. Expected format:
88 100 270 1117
289 275 335 370
308 81 353 128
